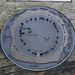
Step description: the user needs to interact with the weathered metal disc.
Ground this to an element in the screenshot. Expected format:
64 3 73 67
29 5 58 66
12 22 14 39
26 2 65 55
1 7 75 71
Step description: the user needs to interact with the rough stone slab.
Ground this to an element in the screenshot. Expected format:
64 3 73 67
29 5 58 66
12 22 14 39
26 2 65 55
0 52 5 59
0 58 14 68
0 0 75 75
6 0 71 2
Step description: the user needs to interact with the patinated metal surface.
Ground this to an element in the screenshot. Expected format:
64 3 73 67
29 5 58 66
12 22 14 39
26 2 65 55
1 7 75 71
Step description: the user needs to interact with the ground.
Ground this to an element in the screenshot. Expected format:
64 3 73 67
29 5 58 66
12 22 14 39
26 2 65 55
0 0 75 75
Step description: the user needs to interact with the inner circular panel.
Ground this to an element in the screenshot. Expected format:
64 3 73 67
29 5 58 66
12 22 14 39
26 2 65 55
15 15 63 57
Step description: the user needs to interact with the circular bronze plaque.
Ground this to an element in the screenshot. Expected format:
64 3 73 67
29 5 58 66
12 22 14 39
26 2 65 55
1 7 75 71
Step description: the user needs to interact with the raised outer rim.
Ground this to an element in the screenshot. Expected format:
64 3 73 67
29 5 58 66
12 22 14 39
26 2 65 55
1 6 75 71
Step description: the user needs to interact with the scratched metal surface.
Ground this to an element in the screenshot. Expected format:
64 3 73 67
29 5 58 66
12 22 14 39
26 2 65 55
0 0 75 75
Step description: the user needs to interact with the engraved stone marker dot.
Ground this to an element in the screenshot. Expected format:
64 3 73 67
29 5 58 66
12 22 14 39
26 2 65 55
1 7 75 71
